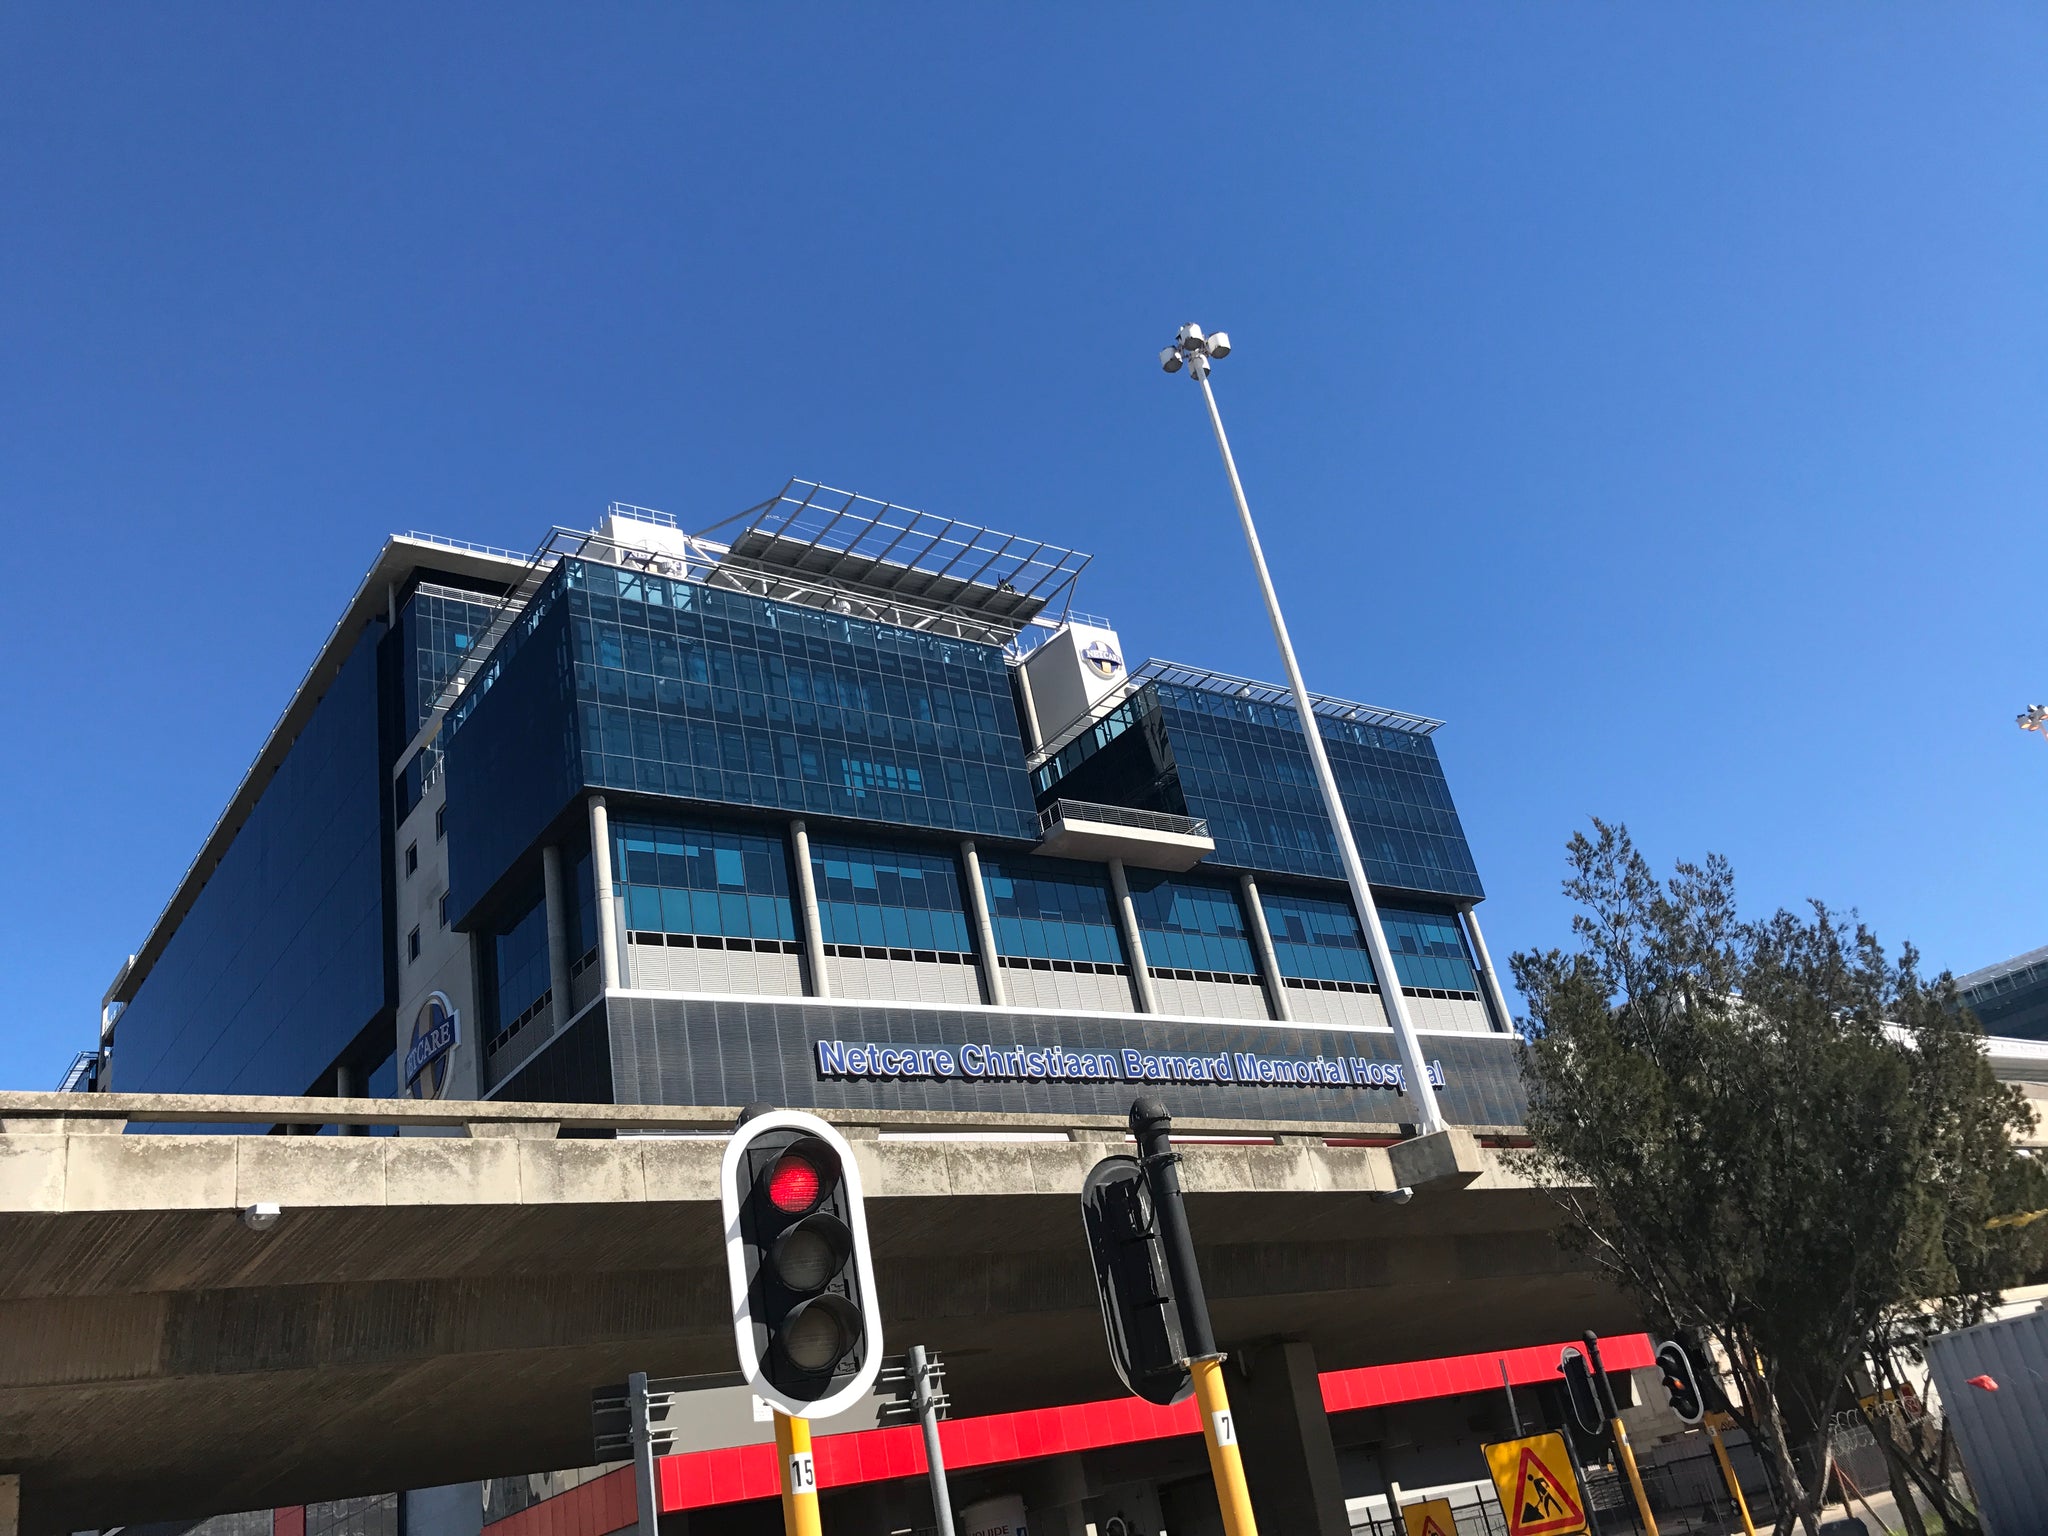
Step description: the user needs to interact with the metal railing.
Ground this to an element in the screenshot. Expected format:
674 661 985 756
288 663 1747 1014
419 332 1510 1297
1038 799 1210 839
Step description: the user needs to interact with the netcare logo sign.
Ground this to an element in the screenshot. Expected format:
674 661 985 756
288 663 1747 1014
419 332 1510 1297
1081 637 1123 679
816 1038 1444 1092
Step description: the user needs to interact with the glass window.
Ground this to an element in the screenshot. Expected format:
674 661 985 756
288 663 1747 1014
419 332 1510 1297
1381 907 1479 992
1037 678 1486 903
611 816 795 943
487 892 551 1034
979 854 1125 965
405 841 418 877
1259 887 1376 986
437 892 449 928
407 926 421 962
1125 872 1256 975
809 838 972 952
435 804 445 841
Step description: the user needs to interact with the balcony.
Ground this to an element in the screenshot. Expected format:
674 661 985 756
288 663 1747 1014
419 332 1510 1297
1032 799 1215 872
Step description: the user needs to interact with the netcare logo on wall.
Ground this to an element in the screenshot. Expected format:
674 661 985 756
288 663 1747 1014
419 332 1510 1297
816 1038 1445 1092
1081 637 1122 679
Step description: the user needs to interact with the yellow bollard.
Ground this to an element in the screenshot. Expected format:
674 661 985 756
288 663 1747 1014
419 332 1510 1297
1707 1418 1757 1536
1610 1415 1659 1536
773 1410 823 1536
1189 1356 1259 1536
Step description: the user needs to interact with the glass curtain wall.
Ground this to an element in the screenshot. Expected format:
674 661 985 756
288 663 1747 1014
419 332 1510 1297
978 855 1127 967
1124 873 1257 976
486 892 552 1052
808 839 973 954
611 818 796 944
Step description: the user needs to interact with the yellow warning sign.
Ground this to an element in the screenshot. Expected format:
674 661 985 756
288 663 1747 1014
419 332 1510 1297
1482 1433 1587 1536
1402 1496 1459 1536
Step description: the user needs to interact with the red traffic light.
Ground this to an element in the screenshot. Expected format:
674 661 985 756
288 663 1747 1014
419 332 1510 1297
768 1153 823 1213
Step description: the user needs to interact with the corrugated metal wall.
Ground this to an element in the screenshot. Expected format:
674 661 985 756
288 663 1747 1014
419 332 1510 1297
1924 1306 2048 1536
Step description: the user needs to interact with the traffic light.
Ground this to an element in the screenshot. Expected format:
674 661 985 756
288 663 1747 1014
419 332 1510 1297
721 1108 883 1418
1079 1154 1192 1406
1558 1345 1606 1438
1655 1338 1704 1424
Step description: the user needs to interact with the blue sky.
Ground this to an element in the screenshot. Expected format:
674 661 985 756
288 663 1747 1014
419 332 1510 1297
3 7 2044 1089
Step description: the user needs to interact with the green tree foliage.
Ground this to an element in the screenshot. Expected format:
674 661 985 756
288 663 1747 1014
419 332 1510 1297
1512 821 2047 1536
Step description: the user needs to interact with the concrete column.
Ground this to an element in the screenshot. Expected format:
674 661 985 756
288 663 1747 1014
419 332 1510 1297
1106 857 1156 1014
332 1064 361 1135
790 819 831 999
587 795 622 990
1013 660 1043 751
1238 872 1292 1022
1226 1340 1351 1536
959 840 1005 1006
0 1472 17 1536
542 844 572 1031
1463 906 1516 1035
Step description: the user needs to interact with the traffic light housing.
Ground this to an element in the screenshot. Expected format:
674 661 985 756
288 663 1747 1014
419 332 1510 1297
1559 1345 1606 1439
1079 1155 1191 1406
721 1109 883 1417
1655 1338 1704 1424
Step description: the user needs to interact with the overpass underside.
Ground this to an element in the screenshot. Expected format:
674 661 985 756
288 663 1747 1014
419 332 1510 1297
0 1096 1638 1536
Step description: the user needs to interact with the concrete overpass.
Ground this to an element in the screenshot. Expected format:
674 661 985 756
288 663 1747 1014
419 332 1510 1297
0 1092 1635 1536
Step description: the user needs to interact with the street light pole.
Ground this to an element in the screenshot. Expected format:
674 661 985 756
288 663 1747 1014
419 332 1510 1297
1163 325 1446 1136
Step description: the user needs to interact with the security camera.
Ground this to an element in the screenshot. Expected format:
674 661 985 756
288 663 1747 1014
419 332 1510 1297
1159 346 1184 374
1205 330 1231 359
242 1202 282 1231
1176 323 1206 350
1371 1186 1414 1206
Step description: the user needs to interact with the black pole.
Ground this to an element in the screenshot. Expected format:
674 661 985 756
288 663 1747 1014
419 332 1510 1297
1582 1331 1622 1422
1130 1097 1218 1357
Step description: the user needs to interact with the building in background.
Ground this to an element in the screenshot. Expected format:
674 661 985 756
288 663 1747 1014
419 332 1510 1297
1958 944 2048 1042
92 481 1520 1115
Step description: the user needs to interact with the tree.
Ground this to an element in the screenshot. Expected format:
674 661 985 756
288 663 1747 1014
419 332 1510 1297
1511 821 2047 1536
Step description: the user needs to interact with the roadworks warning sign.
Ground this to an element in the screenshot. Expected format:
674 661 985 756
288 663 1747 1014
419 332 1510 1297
1481 1432 1587 1536
1401 1496 1459 1536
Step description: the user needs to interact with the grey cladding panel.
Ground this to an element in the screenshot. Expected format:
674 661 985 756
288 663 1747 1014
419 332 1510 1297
595 995 1528 1127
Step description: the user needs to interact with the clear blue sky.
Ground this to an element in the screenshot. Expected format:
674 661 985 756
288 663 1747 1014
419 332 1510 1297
3 7 2044 1089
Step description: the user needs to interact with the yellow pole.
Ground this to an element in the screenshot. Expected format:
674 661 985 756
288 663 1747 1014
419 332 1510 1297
773 1410 823 1536
1189 1356 1259 1536
1707 1422 1757 1536
1609 1415 1658 1536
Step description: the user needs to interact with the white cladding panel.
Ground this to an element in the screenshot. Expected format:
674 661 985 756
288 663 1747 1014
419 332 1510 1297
1404 994 1495 1034
825 953 984 1005
624 939 805 997
1151 974 1273 1021
1000 964 1141 1014
1021 621 1127 747
1285 984 1388 1030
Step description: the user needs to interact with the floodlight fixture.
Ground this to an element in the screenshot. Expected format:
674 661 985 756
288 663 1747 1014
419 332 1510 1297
2020 703 2048 734
1160 347 1184 374
1205 331 1231 359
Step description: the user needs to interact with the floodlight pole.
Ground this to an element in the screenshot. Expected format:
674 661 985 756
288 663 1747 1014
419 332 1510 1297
1170 331 1446 1136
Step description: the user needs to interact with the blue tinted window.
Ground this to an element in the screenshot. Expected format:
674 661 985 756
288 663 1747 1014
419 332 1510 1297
488 893 551 1037
445 558 1042 923
612 817 795 943
979 855 1125 965
1259 888 1376 986
401 586 498 739
1381 908 1478 992
1126 873 1255 975
1152 683 1483 900
811 840 971 952
566 560 1037 839
113 625 389 1096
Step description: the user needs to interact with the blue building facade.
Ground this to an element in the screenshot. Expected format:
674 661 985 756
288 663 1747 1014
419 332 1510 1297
96 493 1518 1124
